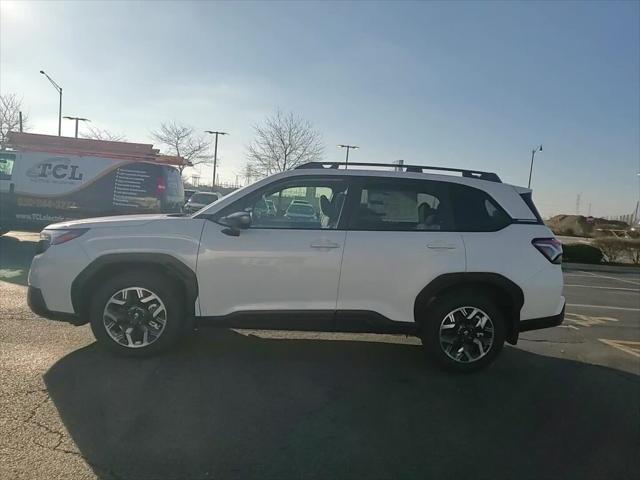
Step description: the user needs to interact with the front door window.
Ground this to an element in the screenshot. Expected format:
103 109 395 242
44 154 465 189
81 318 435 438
228 179 348 230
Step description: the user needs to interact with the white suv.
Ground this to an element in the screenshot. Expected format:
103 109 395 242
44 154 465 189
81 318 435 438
28 162 564 372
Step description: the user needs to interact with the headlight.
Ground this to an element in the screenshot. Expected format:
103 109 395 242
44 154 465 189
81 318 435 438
37 228 89 253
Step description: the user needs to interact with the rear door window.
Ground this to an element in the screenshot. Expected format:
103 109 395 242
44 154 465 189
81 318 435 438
348 178 454 231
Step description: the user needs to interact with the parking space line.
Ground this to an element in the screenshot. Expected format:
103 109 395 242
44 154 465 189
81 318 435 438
567 303 640 312
565 284 639 292
565 312 618 327
559 324 580 330
577 270 640 287
598 339 640 358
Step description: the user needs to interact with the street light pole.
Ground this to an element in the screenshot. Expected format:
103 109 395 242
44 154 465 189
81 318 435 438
528 144 543 188
204 130 228 189
338 144 359 168
40 70 63 136
63 116 90 138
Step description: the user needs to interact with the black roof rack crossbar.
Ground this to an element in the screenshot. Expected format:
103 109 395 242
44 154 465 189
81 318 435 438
295 162 502 183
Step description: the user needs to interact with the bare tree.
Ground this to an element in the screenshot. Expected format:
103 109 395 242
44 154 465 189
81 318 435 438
246 110 324 176
151 121 211 173
0 93 29 146
81 125 127 142
242 163 257 185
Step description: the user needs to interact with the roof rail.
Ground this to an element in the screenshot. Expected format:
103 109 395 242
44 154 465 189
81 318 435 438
295 162 502 183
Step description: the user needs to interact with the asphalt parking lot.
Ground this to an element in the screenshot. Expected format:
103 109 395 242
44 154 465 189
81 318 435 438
1 231 638 480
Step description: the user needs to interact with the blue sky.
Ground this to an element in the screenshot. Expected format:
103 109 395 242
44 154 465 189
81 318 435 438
1 0 638 217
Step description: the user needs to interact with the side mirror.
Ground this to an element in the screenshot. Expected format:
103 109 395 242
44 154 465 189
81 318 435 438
221 211 251 236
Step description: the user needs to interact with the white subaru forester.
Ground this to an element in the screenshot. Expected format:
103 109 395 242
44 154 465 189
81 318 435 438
28 162 564 372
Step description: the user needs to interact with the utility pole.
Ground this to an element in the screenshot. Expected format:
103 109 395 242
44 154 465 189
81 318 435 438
204 130 228 189
576 193 581 215
63 116 90 138
528 144 543 188
338 144 359 168
40 70 63 136
19 112 23 132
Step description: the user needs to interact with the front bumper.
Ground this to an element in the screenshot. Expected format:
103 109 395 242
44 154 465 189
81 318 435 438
27 286 81 325
519 302 565 333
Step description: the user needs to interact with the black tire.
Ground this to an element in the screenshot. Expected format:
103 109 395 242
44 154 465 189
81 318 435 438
89 269 186 356
420 292 505 372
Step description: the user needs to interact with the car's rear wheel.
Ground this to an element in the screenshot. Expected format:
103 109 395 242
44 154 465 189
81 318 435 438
89 270 185 356
420 292 505 372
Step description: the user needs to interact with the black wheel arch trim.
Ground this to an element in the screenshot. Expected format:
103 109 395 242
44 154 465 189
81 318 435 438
414 272 525 344
71 253 199 321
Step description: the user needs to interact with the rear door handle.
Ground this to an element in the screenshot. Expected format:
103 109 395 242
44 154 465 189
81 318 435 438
310 241 341 249
427 243 457 250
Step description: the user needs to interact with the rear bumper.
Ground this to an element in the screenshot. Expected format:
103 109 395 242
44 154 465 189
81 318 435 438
519 302 565 333
27 286 81 325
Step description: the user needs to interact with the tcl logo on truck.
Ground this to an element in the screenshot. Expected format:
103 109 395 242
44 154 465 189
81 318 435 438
26 160 84 181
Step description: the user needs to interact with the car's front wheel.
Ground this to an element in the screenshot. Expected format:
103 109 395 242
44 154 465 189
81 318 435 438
89 270 185 356
421 292 505 372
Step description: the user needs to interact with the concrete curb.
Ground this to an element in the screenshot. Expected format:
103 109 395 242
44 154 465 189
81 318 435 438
563 262 640 274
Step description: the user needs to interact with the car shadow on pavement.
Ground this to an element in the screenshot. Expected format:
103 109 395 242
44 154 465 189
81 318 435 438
44 328 639 480
0 234 37 286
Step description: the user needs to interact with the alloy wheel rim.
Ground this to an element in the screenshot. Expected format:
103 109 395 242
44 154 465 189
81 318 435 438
438 306 494 363
102 287 167 348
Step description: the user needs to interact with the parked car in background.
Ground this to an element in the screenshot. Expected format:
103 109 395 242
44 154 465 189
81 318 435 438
183 191 220 214
27 161 564 372
284 200 319 225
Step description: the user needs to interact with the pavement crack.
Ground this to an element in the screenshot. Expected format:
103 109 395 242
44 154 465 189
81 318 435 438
23 390 50 426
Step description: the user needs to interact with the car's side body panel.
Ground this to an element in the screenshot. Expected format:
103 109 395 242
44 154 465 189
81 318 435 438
337 230 466 323
462 224 564 320
28 217 205 314
196 212 347 316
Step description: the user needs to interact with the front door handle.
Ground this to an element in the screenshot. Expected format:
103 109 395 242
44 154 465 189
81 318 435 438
427 243 457 250
310 241 341 249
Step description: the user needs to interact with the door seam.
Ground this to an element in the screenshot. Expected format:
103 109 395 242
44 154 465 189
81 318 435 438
334 230 348 314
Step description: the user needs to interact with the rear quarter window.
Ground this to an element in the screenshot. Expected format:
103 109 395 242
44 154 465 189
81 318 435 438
449 184 512 232
519 192 544 224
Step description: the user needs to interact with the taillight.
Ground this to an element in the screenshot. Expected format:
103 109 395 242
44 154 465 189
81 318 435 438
156 177 166 195
532 238 562 264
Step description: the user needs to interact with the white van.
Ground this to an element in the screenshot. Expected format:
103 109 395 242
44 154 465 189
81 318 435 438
0 135 184 233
